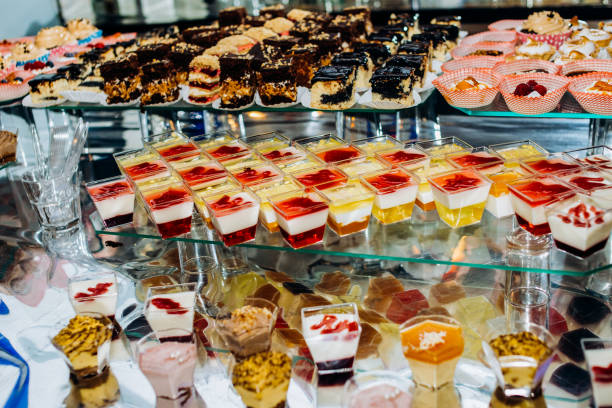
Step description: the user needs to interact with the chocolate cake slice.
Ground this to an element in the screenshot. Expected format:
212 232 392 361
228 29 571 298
331 51 373 89
218 6 246 27
136 43 171 65
310 65 356 110
245 15 266 27
140 60 179 105
412 32 447 60
370 66 416 106
388 12 419 37
308 32 341 65
422 23 460 45
385 55 427 87
219 53 255 108
56 63 86 88
431 15 462 29
168 42 204 84
191 31 221 50
260 4 285 19
182 25 217 44
342 6 373 35
379 24 410 41
367 32 403 54
29 73 69 104
262 36 300 60
289 20 322 41
398 40 431 71
99 53 141 104
258 59 297 105
288 44 318 87
327 15 360 45
353 42 391 66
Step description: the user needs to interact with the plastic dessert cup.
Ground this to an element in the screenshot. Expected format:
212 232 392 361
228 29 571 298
302 303 362 387
564 145 612 170
556 166 612 208
222 151 266 171
296 133 345 153
230 163 283 187
86 175 135 228
270 188 329 248
204 140 251 162
204 189 260 246
271 149 323 174
407 158 456 212
68 271 118 320
375 143 430 170
193 177 241 224
520 153 583 176
317 181 375 236
336 156 390 179
245 131 291 153
144 283 197 339
137 329 199 403
416 137 472 157
232 351 292 408
352 136 402 156
546 194 612 258
293 165 348 191
247 176 302 232
190 130 235 150
315 144 364 165
156 141 200 163
173 158 227 190
486 168 527 218
361 168 420 224
507 175 575 236
489 140 548 168
427 169 492 228
446 147 505 175
146 130 186 152
140 179 193 239
261 145 306 163
582 339 612 408
399 314 464 389
342 370 414 408
215 298 278 358
114 149 171 185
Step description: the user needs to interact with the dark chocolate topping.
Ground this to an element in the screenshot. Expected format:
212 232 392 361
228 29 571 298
312 65 354 83
100 53 139 79
367 32 402 44
398 41 429 55
332 51 369 68
372 65 414 80
386 54 426 70
29 73 65 90
432 15 461 23
353 42 391 63
57 64 85 80
141 60 174 81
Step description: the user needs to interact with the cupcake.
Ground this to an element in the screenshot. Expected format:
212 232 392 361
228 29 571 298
9 42 48 66
499 73 569 114
574 29 611 50
35 26 75 49
66 18 101 44
521 11 569 35
555 38 597 64
515 39 555 60
568 72 612 115
568 16 589 33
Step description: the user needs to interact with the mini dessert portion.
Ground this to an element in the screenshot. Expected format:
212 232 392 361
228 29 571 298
428 169 492 228
344 372 413 408
193 177 241 223
558 328 599 363
28 73 69 104
0 130 17 166
223 152 265 175
429 280 466 306
173 158 227 190
140 179 194 239
248 176 301 232
190 130 235 150
387 289 430 324
86 176 135 228
245 131 290 154
315 144 364 164
204 189 260 246
376 145 430 170
140 60 179 106
521 154 582 175
557 166 612 207
218 6 246 26
219 54 255 109
362 168 420 224
451 76 491 91
317 181 375 236
297 133 344 153
417 137 472 157
489 140 548 167
584 78 612 95
550 363 592 397
205 140 250 162
216 301 277 357
513 80 548 97
302 303 362 387
336 156 390 179
68 274 117 321
515 39 555 60
293 165 348 191
567 296 610 327
99 53 141 104
270 189 329 248
400 314 464 389
230 163 282 187
116 150 171 185
331 51 374 89
583 340 612 408
485 168 525 218
411 159 456 212
144 284 196 338
188 54 220 104
168 42 204 85
520 11 569 35
35 26 74 49
310 65 357 110
371 66 416 106
446 147 505 175
261 145 304 163
363 273 404 314
354 42 391 67
258 59 297 105
508 175 574 235
67 18 100 41
155 140 200 162
232 351 291 408
287 44 319 88
352 136 401 156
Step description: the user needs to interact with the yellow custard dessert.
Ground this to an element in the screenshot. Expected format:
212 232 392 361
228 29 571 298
249 177 301 232
319 181 375 236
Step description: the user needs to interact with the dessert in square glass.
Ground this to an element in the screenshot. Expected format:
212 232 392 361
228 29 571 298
556 166 612 208
114 149 171 185
520 153 583 175
361 168 420 224
230 163 283 187
190 130 235 150
274 151 323 174
315 144 364 164
232 351 292 408
144 283 196 339
486 168 527 218
248 176 301 232
293 165 348 191
270 188 329 248
68 271 117 322
222 151 265 171
193 177 241 224
546 194 612 258
204 189 260 246
261 145 306 164
137 329 200 406
173 158 227 190
245 131 291 154
507 175 575 236
317 181 375 236
564 145 612 170
582 339 612 408
376 143 430 170
408 158 455 212
156 141 200 163
140 179 193 238
446 147 505 175
400 314 464 389
296 133 345 153
416 137 472 157
86 176 135 228
204 140 250 162
352 136 402 156
302 303 362 387
216 298 278 357
336 156 390 179
489 140 548 168
342 371 413 408
427 169 492 228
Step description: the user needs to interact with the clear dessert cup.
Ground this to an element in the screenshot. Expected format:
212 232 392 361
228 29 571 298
342 370 414 408
336 156 390 180
137 329 200 404
293 165 348 191
173 158 227 190
193 176 241 225
245 131 291 153
140 178 194 239
68 271 118 325
144 283 197 340
229 162 283 187
317 180 375 236
156 140 200 163
301 303 362 387
270 188 329 248
315 144 365 165
556 166 612 207
190 130 235 150
375 143 430 170
222 151 265 172
203 188 260 247
446 147 506 175
86 175 135 228
361 168 420 224
247 176 302 232
114 149 171 185
399 314 464 389
261 145 308 165
520 152 584 176
215 297 278 358
416 137 472 157
204 140 251 162
404 156 456 212
489 140 548 168
485 167 528 218
564 145 612 170
145 130 187 152
581 339 612 408
427 168 492 228
352 136 402 156
296 133 345 153
546 193 612 258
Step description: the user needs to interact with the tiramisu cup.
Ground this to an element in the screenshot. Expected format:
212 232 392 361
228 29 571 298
317 181 375 236
140 179 194 239
204 189 260 246
86 176 135 228
144 283 197 339
361 168 420 224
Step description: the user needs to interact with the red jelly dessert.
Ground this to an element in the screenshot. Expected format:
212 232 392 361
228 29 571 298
294 167 347 190
74 282 113 301
178 164 226 188
150 297 188 315
143 184 193 239
378 149 427 166
205 191 259 246
366 172 411 192
386 289 429 324
316 146 362 164
434 171 483 192
206 142 249 161
157 142 200 161
524 158 581 175
514 80 547 96
449 151 504 173
125 160 169 182
232 165 281 186
272 191 329 249
86 177 136 228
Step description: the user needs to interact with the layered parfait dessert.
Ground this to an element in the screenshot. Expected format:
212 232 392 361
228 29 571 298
557 167 612 208
260 145 306 164
400 314 464 389
486 168 526 218
416 137 472 157
446 147 505 175
315 144 364 165
293 165 348 191
297 133 344 154
428 169 492 228
140 179 194 238
193 177 241 224
204 189 260 246
114 149 170 185
411 159 455 212
230 163 282 186
248 177 301 232
270 189 329 248
232 351 292 408
144 284 196 340
86 176 135 228
376 144 430 170
489 140 548 168
352 136 401 156
190 131 235 150
276 152 323 174
361 168 419 224
173 158 227 190
564 145 612 170
583 340 612 408
547 195 612 258
245 131 291 154
508 175 574 235
302 303 362 387
155 140 200 163
205 140 250 162
344 371 413 408
521 153 583 175
318 181 375 236
336 156 390 179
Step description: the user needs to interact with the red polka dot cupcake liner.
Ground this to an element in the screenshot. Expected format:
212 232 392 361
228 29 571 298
488 19 523 32
492 59 561 77
433 68 502 108
442 56 503 73
568 72 612 115
561 59 612 77
460 31 517 47
499 73 570 115
516 31 571 49
451 43 515 60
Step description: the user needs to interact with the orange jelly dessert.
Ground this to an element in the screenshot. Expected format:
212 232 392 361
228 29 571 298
316 145 363 164
485 169 525 218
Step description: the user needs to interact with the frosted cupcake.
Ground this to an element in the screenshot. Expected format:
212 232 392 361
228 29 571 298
515 39 555 60
67 18 101 44
35 26 75 49
520 11 569 35
9 42 48 66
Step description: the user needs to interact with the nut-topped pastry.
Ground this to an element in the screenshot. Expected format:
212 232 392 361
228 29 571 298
288 44 318 88
218 6 247 27
99 53 141 104
140 60 179 105
258 59 297 105
219 53 255 109
188 54 220 104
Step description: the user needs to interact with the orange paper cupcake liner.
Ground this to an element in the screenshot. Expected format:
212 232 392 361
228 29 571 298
561 59 612 77
516 31 571 49
488 19 523 32
433 68 502 108
492 59 561 77
568 72 612 115
499 73 570 115
460 31 517 47
451 43 515 60
442 56 502 73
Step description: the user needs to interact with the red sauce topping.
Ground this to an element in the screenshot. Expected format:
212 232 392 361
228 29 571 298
89 182 131 200
126 161 166 177
515 180 572 203
264 149 295 160
584 156 610 165
148 188 189 209
159 144 198 158
208 144 246 158
569 176 608 191
181 166 225 183
151 297 188 315
210 194 252 211
310 314 359 334
593 363 612 383
436 172 482 192
451 153 503 168
296 169 344 186
382 150 426 164
367 172 410 191
277 196 326 218
528 159 581 174
317 147 360 163
235 167 276 183
74 282 113 301
558 203 605 227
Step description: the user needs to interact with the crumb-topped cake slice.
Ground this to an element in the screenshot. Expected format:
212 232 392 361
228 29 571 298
99 53 141 104
258 59 297 105
371 66 416 106
310 65 356 110
140 60 179 105
188 54 220 104
219 53 255 109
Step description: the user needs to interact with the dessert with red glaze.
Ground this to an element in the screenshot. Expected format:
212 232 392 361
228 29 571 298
376 145 429 170
174 159 227 190
513 80 548 97
564 146 612 171
230 163 282 186
297 133 344 153
417 137 472 157
204 189 260 246
508 175 574 235
293 166 348 190
315 145 364 164
352 136 401 156
205 140 250 162
270 189 329 248
336 156 390 179
247 177 301 233
190 131 235 150
262 146 306 163
193 177 241 224
144 284 196 339
245 131 290 154
361 168 420 224
521 153 582 175
86 176 135 228
141 180 194 238
447 147 505 175
114 149 171 185
156 141 200 162
486 168 526 218
557 167 612 208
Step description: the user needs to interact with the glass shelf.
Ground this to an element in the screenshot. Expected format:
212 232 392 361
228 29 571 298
90 202 612 277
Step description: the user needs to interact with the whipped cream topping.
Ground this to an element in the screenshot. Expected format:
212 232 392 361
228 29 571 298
575 29 611 43
517 39 553 55
558 39 596 58
586 79 612 95
521 11 569 35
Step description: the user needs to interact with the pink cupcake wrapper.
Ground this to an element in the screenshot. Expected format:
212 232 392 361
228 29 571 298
451 43 515 60
460 31 517 47
492 59 561 77
488 20 524 32
0 82 30 102
499 73 570 114
561 59 612 77
433 68 502 108
568 72 612 115
516 31 571 49
442 56 502 73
